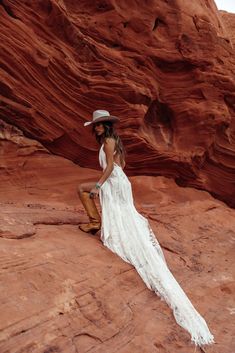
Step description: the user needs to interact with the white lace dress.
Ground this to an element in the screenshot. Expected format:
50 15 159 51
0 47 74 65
98 144 214 346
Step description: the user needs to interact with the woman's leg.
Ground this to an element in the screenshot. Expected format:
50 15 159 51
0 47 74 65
78 182 95 195
77 182 101 234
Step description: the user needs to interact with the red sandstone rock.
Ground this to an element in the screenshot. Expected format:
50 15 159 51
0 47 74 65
0 1 235 207
220 11 235 45
0 120 234 352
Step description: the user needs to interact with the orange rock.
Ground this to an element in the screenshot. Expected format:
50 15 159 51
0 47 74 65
0 1 234 207
0 119 234 352
220 10 235 45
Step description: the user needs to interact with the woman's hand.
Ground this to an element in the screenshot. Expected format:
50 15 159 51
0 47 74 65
89 187 99 199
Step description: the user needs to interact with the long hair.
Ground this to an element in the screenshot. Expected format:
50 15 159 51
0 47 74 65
92 121 126 164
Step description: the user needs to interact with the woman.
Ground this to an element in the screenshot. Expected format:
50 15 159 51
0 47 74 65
78 109 214 347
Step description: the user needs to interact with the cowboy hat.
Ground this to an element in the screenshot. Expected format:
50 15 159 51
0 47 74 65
84 109 119 126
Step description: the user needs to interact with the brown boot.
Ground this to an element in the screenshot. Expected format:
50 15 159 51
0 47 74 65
78 191 101 234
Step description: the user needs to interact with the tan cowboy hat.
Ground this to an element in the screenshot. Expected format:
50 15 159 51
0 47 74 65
84 109 119 126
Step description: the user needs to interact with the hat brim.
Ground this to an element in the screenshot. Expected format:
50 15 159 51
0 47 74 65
84 115 119 127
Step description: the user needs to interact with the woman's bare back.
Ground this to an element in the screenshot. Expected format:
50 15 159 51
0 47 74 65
114 151 125 169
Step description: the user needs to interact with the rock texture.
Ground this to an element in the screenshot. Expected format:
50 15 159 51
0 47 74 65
0 120 235 353
0 0 235 207
0 2 235 350
220 11 235 45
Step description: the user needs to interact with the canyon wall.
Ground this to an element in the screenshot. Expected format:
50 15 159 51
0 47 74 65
0 0 234 207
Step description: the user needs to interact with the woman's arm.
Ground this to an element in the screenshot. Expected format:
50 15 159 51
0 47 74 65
89 138 115 198
97 138 115 185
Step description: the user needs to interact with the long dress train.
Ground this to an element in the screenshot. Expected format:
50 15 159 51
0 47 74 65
98 144 214 346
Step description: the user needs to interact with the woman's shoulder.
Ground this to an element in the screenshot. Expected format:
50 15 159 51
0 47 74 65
103 137 116 146
103 138 116 153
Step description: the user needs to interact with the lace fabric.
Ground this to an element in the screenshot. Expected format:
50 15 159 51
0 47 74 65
98 144 214 346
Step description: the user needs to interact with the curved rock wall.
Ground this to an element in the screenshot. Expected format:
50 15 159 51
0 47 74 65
0 0 234 206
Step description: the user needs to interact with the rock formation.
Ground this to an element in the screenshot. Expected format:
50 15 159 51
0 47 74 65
0 0 235 207
0 1 235 351
220 10 235 45
0 120 234 352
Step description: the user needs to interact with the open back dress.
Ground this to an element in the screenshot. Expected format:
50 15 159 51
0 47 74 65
98 143 214 346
